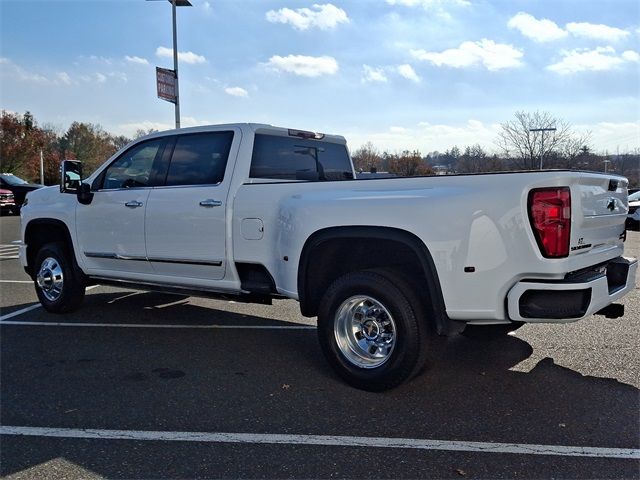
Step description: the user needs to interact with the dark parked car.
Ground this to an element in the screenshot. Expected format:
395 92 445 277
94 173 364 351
0 173 43 210
0 188 16 215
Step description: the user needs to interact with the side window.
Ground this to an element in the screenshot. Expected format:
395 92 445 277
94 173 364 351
250 134 354 181
102 139 164 190
165 131 234 186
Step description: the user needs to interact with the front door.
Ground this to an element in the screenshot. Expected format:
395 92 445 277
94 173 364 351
76 137 166 276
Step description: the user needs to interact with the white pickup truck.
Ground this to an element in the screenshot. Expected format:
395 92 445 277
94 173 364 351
19 123 637 390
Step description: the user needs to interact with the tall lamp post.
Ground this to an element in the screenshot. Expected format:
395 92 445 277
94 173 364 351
150 0 192 129
529 127 557 170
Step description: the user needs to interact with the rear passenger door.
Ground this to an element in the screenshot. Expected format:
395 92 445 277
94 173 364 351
144 129 238 281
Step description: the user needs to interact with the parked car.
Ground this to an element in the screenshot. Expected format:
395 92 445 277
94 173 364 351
0 188 16 215
627 191 640 231
0 173 43 211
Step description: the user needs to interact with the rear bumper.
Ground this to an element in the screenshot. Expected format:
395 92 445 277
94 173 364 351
507 256 637 323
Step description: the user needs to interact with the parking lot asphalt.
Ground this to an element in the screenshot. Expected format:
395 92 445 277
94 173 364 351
0 214 638 479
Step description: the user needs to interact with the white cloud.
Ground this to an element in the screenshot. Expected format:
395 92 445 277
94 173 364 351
108 71 128 83
265 54 339 77
347 119 501 153
508 13 630 43
547 46 636 74
116 117 210 137
266 4 349 31
574 121 640 152
397 64 420 82
507 12 567 42
362 65 388 83
125 55 149 65
156 46 206 64
411 39 523 71
225 86 249 98
202 1 212 14
95 73 107 83
386 0 470 20
386 0 470 8
56 72 72 85
565 22 629 42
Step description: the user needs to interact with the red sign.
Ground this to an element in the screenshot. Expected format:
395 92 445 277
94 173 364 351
156 67 176 104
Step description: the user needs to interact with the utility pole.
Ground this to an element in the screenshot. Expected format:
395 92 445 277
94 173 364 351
529 127 557 170
39 149 44 185
149 0 192 129
171 0 180 129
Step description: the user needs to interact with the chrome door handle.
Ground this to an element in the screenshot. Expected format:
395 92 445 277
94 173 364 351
199 199 222 207
124 201 143 208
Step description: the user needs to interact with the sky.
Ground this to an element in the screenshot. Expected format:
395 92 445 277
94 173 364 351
1 0 639 154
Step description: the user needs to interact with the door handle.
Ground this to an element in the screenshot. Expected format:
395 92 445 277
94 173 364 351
124 201 143 208
199 199 222 208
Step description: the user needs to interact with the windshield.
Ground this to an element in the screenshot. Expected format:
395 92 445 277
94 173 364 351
629 191 640 202
0 174 29 186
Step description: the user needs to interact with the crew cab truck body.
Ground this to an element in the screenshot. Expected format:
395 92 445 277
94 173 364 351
19 123 637 390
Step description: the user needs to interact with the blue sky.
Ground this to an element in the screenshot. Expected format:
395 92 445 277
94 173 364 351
1 0 639 154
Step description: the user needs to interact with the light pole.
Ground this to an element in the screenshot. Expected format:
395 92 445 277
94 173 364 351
150 0 192 129
529 127 557 170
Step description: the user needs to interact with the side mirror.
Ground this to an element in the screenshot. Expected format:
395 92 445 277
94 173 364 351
60 160 82 194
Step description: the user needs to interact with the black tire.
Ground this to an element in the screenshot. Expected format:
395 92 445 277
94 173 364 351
317 270 441 391
34 242 86 313
460 322 524 340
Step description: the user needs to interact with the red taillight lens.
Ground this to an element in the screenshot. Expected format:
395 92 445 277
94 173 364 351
528 187 571 258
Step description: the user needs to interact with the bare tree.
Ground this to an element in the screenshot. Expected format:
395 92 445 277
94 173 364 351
496 111 590 170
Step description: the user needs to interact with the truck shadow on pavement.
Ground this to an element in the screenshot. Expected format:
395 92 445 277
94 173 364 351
1 290 638 479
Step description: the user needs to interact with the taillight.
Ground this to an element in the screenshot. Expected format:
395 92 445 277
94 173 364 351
528 187 571 258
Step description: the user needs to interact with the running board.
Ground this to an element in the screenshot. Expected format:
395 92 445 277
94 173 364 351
88 276 276 305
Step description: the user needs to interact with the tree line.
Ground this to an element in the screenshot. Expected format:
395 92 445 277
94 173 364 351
0 110 155 185
1 109 638 187
352 111 638 187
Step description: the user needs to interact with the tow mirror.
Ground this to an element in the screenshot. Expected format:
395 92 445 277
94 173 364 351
60 160 93 205
60 160 82 194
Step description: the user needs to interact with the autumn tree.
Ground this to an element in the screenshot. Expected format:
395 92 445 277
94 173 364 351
352 141 383 173
496 111 591 170
387 150 432 176
59 122 119 176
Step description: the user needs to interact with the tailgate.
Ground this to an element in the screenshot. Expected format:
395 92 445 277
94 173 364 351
570 174 628 256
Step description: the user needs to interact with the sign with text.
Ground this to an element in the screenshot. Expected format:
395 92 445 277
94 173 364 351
156 67 176 104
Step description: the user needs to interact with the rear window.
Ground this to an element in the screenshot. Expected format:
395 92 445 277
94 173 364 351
165 131 234 186
250 134 353 181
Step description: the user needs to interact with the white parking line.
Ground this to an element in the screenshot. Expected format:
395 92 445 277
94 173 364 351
0 320 315 329
0 304 42 321
0 285 101 321
0 280 33 283
1 426 637 459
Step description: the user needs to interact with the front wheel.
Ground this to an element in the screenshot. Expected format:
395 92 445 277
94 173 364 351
34 242 85 313
317 270 439 391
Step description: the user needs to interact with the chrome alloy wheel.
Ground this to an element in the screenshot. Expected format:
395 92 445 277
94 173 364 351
36 257 64 302
334 296 397 369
